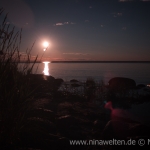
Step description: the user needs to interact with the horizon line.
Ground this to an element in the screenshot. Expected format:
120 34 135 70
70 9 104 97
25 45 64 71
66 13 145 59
19 60 150 63
50 60 150 63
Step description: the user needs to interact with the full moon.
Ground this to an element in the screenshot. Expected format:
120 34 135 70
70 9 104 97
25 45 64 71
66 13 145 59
43 41 49 48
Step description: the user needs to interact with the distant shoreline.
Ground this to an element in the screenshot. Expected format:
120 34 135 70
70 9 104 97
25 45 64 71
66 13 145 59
19 61 150 63
50 61 150 63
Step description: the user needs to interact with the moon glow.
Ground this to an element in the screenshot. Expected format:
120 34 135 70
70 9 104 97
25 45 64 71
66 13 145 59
43 41 49 48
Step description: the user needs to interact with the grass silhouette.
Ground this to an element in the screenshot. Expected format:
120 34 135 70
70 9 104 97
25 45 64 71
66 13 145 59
0 8 38 147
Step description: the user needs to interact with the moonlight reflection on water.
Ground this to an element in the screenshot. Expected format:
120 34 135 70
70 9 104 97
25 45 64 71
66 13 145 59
43 61 50 76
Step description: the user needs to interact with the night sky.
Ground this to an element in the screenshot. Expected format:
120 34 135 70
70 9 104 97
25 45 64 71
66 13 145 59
1 0 150 61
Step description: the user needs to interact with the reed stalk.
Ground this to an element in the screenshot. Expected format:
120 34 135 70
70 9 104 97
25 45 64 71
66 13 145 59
0 8 38 147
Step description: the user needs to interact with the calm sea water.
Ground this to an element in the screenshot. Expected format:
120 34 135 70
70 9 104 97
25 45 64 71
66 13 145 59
24 62 150 124
30 62 150 85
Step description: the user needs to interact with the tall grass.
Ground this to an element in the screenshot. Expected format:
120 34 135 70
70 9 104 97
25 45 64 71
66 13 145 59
0 8 38 147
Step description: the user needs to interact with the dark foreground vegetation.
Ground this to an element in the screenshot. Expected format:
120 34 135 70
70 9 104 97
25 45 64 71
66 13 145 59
1 9 150 150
